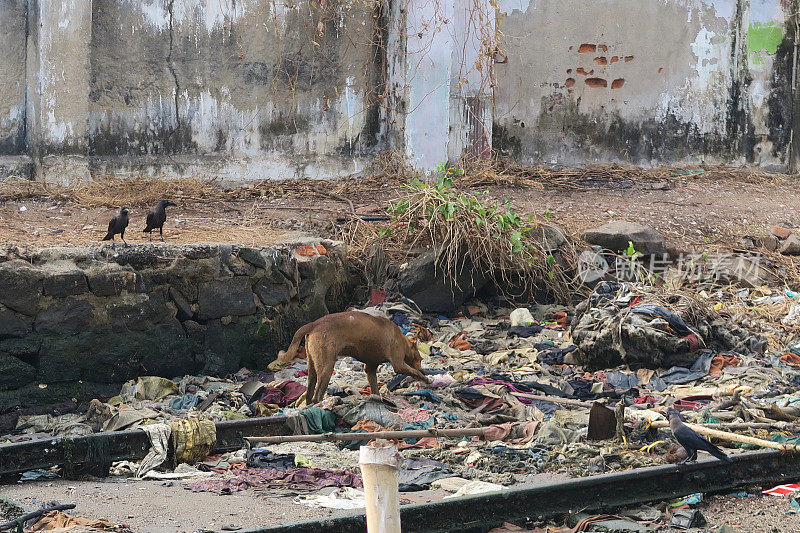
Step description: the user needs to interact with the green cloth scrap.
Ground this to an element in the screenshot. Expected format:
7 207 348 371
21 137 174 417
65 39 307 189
301 407 337 434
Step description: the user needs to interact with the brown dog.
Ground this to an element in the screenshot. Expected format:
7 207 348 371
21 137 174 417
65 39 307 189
273 311 431 403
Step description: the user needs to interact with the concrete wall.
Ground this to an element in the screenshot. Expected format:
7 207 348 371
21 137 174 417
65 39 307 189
0 0 798 181
0 240 352 409
493 0 797 169
0 1 27 161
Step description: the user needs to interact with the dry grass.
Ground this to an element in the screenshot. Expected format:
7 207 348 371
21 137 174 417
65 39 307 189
0 175 227 208
455 158 794 190
333 174 585 304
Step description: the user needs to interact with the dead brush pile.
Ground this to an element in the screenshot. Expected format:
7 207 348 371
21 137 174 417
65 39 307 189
0 175 226 208
453 159 793 190
337 164 584 303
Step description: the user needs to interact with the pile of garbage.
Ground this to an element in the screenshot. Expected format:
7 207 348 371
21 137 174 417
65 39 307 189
6 281 800 513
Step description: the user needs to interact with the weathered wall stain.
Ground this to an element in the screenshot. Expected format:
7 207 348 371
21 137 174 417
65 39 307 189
494 0 795 168
0 0 798 180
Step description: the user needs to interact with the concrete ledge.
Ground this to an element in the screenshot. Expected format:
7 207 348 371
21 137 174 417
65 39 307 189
87 154 372 185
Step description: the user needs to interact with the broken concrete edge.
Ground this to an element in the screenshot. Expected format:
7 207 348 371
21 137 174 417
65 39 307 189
240 449 800 533
0 415 288 478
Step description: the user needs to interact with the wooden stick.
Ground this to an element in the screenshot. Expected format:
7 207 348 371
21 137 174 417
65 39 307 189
686 424 800 452
646 420 797 431
647 421 800 452
615 401 627 443
244 427 486 444
510 392 594 408
313 186 355 214
360 441 402 533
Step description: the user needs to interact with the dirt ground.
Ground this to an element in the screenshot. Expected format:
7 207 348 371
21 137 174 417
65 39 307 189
5 478 800 532
1 173 798 252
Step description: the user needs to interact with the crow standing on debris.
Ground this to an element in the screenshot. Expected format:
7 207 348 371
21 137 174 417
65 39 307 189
102 206 129 247
668 408 731 463
143 200 177 241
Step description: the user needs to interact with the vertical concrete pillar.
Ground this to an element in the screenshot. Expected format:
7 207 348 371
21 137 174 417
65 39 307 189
389 0 495 174
447 0 494 163
401 0 454 172
27 0 92 185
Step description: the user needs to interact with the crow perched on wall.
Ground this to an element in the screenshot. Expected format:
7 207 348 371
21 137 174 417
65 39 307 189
668 408 731 463
143 200 177 241
102 206 129 247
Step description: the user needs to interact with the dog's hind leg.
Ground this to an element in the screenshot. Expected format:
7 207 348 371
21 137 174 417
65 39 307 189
311 355 336 403
364 363 380 397
305 357 317 404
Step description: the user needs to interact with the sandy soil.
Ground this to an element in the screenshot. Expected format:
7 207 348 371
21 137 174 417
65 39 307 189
1 175 798 251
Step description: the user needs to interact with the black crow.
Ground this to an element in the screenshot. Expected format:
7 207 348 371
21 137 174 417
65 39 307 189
102 206 129 247
668 408 731 463
143 200 177 241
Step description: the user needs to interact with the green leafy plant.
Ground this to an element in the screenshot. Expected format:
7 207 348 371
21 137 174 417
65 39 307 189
377 162 580 302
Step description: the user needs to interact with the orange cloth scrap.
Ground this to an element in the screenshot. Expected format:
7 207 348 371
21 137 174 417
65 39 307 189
709 353 740 374
449 332 472 351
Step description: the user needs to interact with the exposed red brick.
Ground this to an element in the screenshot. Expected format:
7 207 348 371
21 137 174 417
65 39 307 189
772 225 792 239
594 56 608 65
611 78 625 89
578 43 596 53
576 67 594 76
624 55 634 62
565 77 576 88
567 68 572 74
598 44 608 52
658 67 664 73
610 56 619 63
295 245 319 257
585 78 607 88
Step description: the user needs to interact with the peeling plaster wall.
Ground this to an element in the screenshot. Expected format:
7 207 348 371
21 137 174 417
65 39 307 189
87 0 381 182
0 0 797 181
494 0 796 168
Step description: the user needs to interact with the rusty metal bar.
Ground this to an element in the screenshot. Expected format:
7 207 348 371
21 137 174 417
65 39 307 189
241 449 800 533
0 415 289 478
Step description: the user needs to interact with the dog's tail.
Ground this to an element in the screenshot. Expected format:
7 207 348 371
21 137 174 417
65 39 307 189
276 322 315 364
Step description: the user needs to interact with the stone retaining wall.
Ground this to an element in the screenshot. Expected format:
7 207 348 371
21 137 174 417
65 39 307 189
0 240 352 409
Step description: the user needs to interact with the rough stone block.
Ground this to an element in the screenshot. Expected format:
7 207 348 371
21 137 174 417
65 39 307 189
780 234 800 256
198 277 257 320
43 271 89 297
169 286 194 320
255 279 292 306
398 247 487 314
0 262 44 316
35 298 94 334
88 270 138 296
0 353 36 390
106 291 172 330
238 247 267 268
0 337 41 366
581 221 666 255
0 309 31 339
223 254 256 276
37 333 94 383
534 224 568 252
